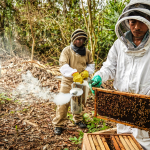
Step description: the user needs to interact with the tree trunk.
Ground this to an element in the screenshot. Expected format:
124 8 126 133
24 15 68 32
27 0 35 61
63 0 67 17
81 0 97 60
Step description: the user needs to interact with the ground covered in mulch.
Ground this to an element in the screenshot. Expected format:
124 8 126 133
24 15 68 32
0 57 116 150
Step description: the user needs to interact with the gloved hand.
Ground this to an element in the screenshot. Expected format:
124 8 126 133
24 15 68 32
91 75 102 87
89 75 102 94
80 70 89 79
72 72 83 84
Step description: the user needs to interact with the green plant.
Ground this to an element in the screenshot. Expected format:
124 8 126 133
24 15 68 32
15 125 18 131
69 130 84 144
87 117 101 133
0 93 7 99
0 100 5 104
0 93 12 101
5 97 12 101
83 111 109 133
83 113 91 122
67 111 74 123
14 99 19 103
23 108 28 112
15 125 18 135
100 122 109 131
87 116 109 133
69 111 109 145
10 111 15 114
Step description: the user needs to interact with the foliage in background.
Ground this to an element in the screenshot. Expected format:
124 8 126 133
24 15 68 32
95 0 130 68
0 0 129 67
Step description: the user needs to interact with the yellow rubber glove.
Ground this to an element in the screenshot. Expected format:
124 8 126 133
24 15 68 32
80 70 89 79
72 72 83 84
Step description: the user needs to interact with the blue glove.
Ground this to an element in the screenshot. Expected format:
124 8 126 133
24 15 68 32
89 75 102 94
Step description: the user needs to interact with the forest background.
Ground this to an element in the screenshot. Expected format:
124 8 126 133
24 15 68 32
0 0 129 69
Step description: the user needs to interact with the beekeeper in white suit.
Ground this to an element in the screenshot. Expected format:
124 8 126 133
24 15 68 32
52 29 95 135
91 0 150 149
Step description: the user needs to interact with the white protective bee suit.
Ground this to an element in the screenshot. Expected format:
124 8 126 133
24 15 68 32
94 0 150 149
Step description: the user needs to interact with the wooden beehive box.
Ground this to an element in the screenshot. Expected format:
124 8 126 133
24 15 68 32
82 133 144 150
93 88 150 131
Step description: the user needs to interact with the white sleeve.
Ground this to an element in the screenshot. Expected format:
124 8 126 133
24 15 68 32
141 86 150 95
60 64 77 77
85 63 95 75
94 41 118 82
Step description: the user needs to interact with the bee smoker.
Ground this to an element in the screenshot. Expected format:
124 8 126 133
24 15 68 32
70 81 89 114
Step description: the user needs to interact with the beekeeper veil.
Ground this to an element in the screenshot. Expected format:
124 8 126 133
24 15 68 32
115 0 150 56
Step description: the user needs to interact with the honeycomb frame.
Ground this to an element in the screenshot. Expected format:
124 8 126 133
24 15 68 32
93 88 150 131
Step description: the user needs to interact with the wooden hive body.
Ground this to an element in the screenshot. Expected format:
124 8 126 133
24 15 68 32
82 133 144 150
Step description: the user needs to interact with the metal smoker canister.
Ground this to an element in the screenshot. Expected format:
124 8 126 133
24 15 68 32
70 87 83 114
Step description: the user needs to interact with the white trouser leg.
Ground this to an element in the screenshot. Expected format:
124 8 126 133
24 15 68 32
131 128 150 150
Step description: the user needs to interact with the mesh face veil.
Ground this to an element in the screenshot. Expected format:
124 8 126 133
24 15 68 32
115 0 150 53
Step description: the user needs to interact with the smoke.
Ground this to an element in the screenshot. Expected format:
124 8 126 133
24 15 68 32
53 93 72 105
12 70 57 104
12 70 72 105
0 36 74 105
0 36 30 58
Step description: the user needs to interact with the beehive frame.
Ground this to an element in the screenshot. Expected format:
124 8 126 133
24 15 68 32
93 87 150 131
111 134 143 150
82 133 111 150
82 133 144 150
